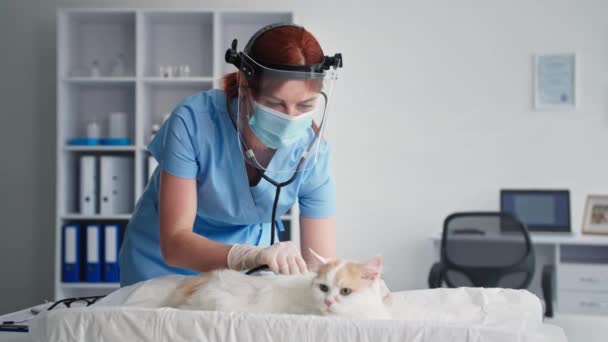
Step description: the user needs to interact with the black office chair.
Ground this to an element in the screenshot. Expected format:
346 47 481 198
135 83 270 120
428 212 555 318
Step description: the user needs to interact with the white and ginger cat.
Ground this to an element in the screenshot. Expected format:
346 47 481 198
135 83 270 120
167 250 392 320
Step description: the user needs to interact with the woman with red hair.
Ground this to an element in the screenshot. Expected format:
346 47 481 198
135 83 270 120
119 24 343 286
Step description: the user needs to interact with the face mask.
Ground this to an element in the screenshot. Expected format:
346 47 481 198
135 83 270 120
248 101 315 149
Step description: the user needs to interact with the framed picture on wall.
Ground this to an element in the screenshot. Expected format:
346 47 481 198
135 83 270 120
582 195 608 235
533 53 577 110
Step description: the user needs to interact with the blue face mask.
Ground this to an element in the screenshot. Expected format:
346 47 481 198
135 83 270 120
248 101 315 149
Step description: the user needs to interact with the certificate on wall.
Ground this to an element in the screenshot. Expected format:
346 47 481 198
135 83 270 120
534 53 577 110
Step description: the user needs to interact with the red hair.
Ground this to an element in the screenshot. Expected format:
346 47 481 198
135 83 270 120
222 26 324 98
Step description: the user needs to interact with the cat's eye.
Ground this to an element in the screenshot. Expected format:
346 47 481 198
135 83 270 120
319 284 329 293
340 288 352 296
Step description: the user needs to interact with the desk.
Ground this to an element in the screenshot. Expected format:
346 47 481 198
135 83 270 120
0 332 31 342
548 314 608 342
430 232 608 316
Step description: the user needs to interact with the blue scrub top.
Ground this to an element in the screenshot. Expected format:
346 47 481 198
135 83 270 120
119 89 336 286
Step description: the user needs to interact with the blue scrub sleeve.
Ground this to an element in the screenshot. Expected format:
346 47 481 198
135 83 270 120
298 143 336 218
148 106 199 179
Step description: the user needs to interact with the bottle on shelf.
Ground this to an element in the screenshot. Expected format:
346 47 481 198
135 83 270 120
110 53 126 77
90 59 101 77
179 65 191 77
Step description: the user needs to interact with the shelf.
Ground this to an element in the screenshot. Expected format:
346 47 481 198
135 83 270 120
61 282 120 289
62 77 214 84
141 12 214 77
141 81 213 143
61 214 132 220
61 82 136 147
63 145 136 152
55 9 297 301
59 11 136 78
60 81 135 146
63 77 136 84
141 76 215 85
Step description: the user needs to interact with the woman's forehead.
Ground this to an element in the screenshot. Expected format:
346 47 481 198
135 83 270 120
259 79 320 101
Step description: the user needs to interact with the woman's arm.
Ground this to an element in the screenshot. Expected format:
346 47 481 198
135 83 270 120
299 216 336 263
159 170 231 271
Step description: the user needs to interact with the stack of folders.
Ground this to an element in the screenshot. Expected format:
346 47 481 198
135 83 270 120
62 223 121 283
79 155 134 215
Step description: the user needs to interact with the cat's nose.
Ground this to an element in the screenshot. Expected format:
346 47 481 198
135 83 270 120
324 299 333 307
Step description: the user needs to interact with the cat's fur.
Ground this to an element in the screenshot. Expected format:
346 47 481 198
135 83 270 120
167 254 391 320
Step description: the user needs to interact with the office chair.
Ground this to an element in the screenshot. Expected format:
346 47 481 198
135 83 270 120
428 212 555 318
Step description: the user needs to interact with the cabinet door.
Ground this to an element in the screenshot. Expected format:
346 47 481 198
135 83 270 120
559 290 608 315
559 264 608 292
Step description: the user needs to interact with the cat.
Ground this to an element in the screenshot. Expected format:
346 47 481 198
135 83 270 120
166 250 392 320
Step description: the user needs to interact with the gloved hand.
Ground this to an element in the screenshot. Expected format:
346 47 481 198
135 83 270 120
227 241 308 275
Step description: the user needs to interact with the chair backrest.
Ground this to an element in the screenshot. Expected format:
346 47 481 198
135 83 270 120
440 211 535 289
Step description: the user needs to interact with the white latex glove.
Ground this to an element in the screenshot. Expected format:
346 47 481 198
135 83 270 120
227 241 308 275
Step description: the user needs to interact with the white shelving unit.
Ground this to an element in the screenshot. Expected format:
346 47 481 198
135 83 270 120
56 8 295 300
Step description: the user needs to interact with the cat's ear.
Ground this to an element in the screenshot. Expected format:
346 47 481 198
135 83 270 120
308 248 329 265
379 279 393 305
360 255 383 280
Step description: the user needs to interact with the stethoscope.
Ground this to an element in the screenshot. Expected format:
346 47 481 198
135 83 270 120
226 92 328 274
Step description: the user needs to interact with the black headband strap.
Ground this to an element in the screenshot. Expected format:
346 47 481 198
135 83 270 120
243 23 305 55
225 22 343 80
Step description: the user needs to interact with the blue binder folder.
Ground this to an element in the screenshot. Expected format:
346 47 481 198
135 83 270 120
62 224 81 282
103 224 121 282
85 224 102 282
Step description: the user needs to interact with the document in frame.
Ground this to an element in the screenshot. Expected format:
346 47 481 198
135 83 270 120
534 53 576 110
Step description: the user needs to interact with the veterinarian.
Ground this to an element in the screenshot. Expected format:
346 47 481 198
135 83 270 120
119 23 343 286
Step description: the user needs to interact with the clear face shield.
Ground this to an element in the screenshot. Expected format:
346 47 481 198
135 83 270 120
225 39 342 176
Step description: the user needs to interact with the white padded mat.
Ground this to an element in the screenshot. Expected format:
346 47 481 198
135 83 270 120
29 275 567 342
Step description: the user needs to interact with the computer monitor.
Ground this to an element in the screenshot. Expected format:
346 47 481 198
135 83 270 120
500 189 571 233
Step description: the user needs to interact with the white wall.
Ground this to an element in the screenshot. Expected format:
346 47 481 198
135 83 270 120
325 0 608 291
323 0 608 291
1 0 607 312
